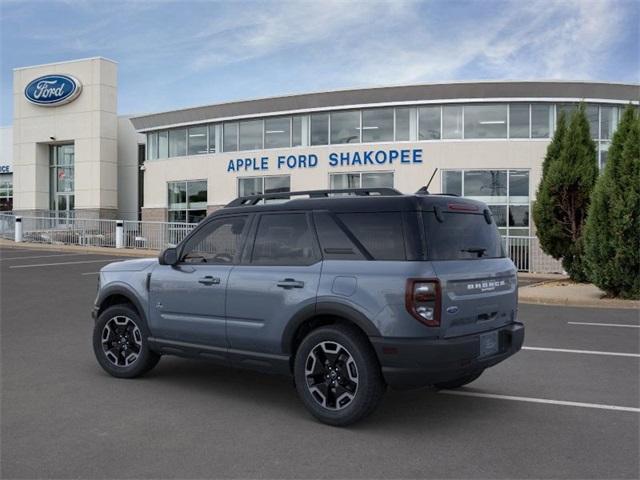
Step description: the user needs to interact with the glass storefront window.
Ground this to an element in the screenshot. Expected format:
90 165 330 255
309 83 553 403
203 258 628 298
509 170 529 202
463 170 507 202
158 131 168 159
223 122 239 152
586 104 599 139
395 107 411 141
508 205 529 228
330 172 393 190
489 205 507 227
361 172 393 188
292 116 303 147
362 108 394 143
187 126 208 155
442 168 530 236
442 170 462 196
238 177 262 197
330 173 360 189
600 106 619 140
264 117 291 149
531 104 552 138
265 175 290 194
556 103 577 120
509 104 529 138
187 180 207 209
599 142 610 170
147 132 158 160
208 124 217 153
330 110 360 144
169 128 187 157
464 104 507 139
419 106 441 140
50 144 75 219
310 113 329 145
238 176 291 201
167 181 187 210
168 180 207 223
0 173 13 211
442 105 463 139
239 120 263 150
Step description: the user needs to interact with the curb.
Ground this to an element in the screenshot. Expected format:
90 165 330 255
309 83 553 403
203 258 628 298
519 289 640 310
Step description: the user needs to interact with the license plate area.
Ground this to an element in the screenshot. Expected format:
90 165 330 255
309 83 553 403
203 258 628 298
479 331 499 358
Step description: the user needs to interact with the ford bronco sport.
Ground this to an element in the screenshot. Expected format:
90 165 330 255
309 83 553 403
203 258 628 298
92 188 524 426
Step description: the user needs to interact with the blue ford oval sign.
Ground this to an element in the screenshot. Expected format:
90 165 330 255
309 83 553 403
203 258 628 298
24 74 82 106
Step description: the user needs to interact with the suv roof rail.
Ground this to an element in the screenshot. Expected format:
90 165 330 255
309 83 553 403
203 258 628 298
225 188 403 207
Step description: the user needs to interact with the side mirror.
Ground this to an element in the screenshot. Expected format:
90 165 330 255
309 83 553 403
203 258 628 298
159 247 178 266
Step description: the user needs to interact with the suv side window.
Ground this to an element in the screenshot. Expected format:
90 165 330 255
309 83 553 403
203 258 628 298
181 215 248 264
313 212 366 260
337 212 406 260
251 213 319 266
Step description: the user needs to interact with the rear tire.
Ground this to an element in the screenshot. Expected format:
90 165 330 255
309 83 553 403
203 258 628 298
433 370 483 390
294 324 385 426
93 304 160 378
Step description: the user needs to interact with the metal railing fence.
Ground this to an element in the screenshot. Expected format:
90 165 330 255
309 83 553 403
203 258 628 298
0 213 15 240
1 213 565 274
20 216 118 247
502 235 564 274
122 220 197 250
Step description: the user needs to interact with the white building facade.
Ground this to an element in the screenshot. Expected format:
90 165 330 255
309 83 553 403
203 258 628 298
5 57 638 240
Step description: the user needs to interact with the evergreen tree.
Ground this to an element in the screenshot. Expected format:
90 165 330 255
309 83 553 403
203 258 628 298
584 106 640 298
533 104 598 281
532 112 567 259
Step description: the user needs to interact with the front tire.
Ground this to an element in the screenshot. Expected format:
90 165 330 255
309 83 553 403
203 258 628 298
93 304 160 378
294 324 385 426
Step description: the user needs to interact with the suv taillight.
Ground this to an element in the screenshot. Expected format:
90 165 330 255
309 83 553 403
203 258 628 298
405 279 441 327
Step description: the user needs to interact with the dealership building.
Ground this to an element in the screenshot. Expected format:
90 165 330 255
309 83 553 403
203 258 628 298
4 57 638 239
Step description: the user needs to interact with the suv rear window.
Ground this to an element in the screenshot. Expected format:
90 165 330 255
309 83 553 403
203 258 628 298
337 212 405 260
423 211 504 260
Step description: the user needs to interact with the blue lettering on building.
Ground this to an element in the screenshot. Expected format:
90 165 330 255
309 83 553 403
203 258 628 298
228 149 422 172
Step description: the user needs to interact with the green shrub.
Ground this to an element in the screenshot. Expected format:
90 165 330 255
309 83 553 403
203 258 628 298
533 105 598 281
584 106 640 299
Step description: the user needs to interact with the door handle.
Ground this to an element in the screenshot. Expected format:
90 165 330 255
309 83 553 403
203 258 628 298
277 278 305 289
198 275 221 286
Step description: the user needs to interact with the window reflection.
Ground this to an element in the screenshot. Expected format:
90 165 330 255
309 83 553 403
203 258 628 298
330 111 360 144
464 104 507 139
362 108 393 142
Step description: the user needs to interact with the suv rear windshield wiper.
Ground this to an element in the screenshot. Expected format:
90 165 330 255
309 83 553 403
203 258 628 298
460 247 487 257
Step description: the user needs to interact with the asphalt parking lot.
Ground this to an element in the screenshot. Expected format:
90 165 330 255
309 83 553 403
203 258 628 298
1 244 638 479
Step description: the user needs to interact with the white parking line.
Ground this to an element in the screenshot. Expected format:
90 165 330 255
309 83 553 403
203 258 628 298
439 390 640 413
10 259 122 269
0 253 87 261
568 321 640 329
523 346 640 358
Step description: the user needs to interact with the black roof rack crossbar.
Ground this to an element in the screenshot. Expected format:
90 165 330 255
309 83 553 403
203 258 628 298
225 188 402 207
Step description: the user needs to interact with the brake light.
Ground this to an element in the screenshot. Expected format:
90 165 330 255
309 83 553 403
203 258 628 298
448 203 479 212
405 279 441 327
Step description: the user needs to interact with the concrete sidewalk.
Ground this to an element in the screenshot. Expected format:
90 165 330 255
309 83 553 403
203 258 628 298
2 239 638 310
519 278 640 310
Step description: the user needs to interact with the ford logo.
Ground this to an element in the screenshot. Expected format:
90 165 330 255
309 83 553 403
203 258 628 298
24 74 82 106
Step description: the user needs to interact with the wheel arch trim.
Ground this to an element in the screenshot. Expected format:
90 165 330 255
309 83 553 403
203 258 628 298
281 301 381 354
96 284 147 324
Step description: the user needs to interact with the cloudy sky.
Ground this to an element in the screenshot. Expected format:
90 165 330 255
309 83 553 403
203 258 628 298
1 0 638 125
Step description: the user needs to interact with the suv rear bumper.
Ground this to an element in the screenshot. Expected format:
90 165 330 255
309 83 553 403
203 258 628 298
370 322 524 389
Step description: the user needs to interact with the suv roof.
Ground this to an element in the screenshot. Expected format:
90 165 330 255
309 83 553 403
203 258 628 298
220 188 488 216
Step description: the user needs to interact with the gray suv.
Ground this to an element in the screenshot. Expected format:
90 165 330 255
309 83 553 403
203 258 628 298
92 188 524 426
